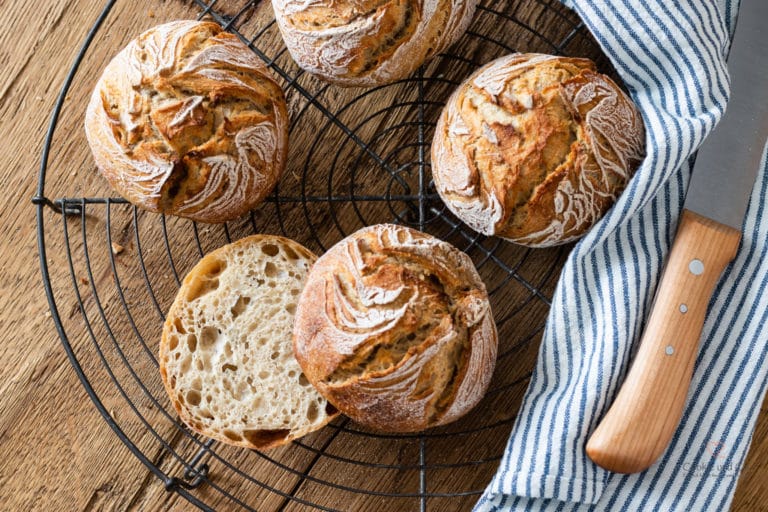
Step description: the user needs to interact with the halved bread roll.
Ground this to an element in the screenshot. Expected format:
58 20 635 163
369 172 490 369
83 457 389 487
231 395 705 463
160 235 338 450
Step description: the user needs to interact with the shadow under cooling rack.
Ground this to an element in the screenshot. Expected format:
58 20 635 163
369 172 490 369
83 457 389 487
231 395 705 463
34 0 609 510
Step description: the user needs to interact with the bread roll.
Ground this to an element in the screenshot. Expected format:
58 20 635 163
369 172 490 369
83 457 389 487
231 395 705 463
432 53 646 247
272 0 477 86
160 235 338 450
293 224 497 432
85 21 288 223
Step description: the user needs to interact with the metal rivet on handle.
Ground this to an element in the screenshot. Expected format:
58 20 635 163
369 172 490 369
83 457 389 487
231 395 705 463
689 259 705 275
665 346 675 356
679 304 688 314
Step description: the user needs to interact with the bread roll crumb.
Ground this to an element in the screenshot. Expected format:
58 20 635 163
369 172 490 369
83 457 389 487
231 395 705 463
160 235 338 450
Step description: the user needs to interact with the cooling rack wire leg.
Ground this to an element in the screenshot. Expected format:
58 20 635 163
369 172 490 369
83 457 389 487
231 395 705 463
32 196 82 216
164 438 214 492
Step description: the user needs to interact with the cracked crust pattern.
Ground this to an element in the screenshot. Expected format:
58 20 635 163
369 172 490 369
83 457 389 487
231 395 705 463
85 21 288 223
293 224 497 432
272 0 478 86
431 53 646 247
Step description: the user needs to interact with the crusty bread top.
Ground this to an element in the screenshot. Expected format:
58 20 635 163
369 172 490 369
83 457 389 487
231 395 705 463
272 0 478 86
432 53 646 247
293 224 497 432
160 235 338 450
85 21 288 223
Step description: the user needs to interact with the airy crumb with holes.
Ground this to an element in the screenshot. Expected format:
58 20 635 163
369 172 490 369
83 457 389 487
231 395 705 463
159 235 339 450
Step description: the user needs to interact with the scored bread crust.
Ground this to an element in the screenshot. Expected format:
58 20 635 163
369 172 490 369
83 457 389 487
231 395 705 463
432 53 646 247
272 0 478 86
160 235 339 450
85 21 288 223
293 224 497 432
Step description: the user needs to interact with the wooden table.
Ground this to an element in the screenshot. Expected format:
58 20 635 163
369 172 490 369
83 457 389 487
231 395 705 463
1 0 766 510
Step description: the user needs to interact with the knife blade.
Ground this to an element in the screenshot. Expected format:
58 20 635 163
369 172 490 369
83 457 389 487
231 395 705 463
685 0 768 229
586 0 768 473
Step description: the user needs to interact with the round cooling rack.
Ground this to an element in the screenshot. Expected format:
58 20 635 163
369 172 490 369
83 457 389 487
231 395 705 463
34 1 614 510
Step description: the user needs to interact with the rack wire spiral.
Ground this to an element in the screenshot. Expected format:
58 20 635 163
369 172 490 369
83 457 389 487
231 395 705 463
34 0 613 510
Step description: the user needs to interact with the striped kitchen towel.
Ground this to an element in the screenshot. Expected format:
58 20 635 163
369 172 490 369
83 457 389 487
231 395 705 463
477 0 768 510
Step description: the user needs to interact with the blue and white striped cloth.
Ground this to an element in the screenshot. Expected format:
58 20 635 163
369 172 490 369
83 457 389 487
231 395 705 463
477 0 768 510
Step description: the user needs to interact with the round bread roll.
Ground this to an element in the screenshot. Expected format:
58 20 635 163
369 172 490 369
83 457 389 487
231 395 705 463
432 53 646 247
293 224 497 432
85 21 288 223
160 235 339 450
272 0 477 86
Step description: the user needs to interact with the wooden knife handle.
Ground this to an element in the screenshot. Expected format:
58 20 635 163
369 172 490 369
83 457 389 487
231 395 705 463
586 209 741 473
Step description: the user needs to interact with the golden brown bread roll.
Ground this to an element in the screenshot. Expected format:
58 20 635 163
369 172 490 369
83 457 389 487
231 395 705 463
432 53 646 247
293 224 497 432
272 0 477 86
85 21 288 223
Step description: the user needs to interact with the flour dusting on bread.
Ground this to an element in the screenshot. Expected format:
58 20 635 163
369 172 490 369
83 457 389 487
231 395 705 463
85 21 288 223
432 53 645 247
293 224 497 432
272 0 478 86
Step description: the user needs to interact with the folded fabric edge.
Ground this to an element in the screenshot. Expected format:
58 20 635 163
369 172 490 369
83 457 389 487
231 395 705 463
479 471 606 508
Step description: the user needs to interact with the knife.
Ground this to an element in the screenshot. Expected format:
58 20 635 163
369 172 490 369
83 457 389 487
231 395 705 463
586 0 768 473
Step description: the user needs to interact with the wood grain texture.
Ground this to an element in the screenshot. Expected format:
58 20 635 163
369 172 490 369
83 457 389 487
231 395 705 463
0 1 765 511
587 209 742 473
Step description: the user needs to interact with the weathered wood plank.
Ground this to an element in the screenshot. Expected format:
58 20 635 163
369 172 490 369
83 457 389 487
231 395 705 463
0 0 764 510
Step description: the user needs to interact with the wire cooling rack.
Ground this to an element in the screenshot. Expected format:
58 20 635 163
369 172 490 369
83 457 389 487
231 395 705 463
34 1 612 510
